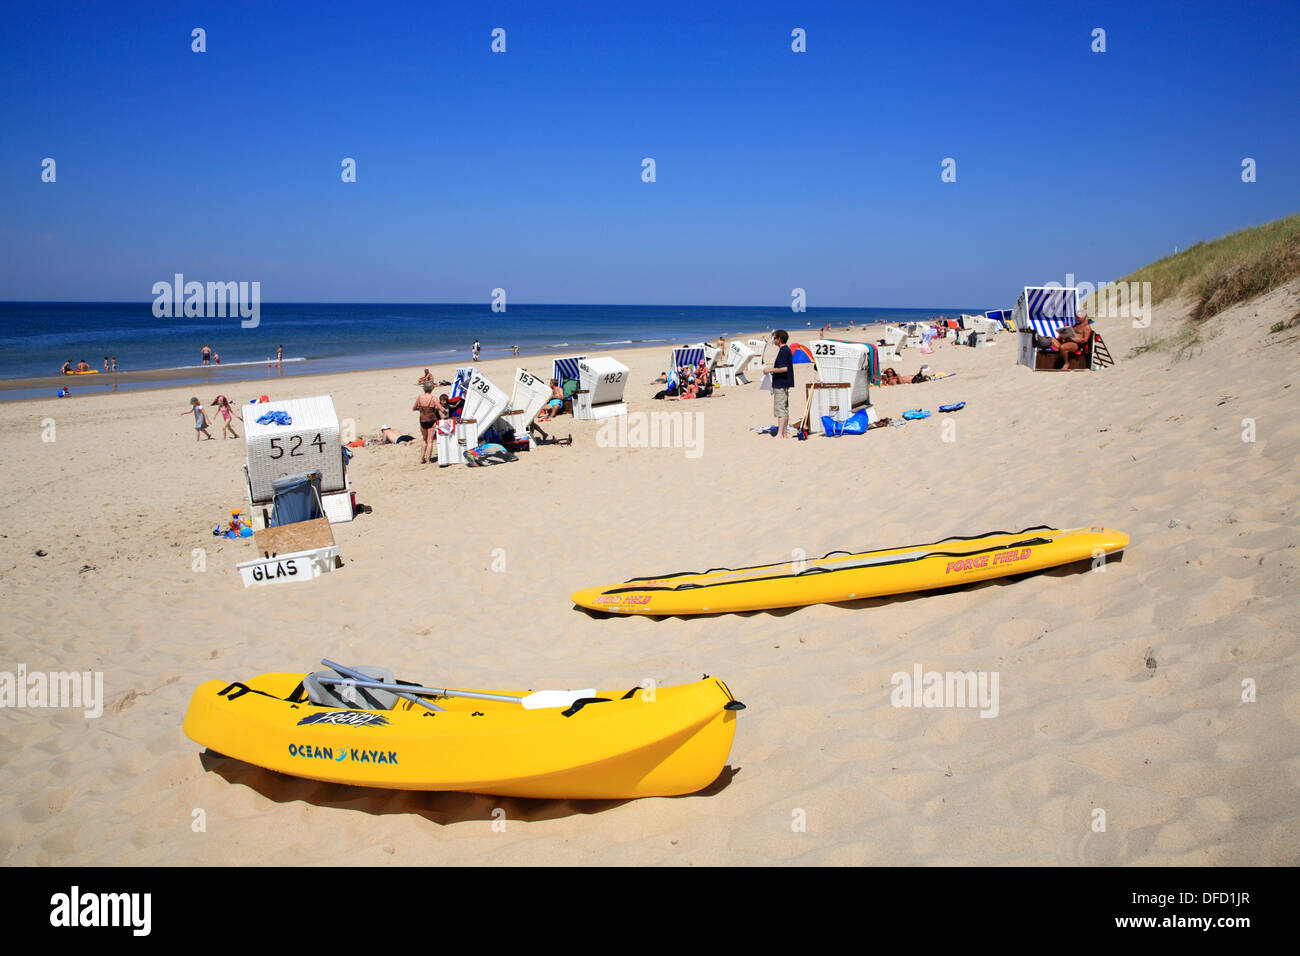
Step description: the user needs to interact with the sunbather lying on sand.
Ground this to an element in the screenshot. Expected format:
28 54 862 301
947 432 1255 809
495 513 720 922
379 426 414 444
881 368 930 385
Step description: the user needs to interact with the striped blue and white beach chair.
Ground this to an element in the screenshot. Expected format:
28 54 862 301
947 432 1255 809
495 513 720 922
1012 286 1079 369
552 356 586 386
667 347 707 395
451 366 476 399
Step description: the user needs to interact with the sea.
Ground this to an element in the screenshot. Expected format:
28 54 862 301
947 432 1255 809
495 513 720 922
0 302 987 401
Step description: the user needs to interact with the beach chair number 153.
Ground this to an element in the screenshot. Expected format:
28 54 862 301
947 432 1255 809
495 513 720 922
268 433 327 459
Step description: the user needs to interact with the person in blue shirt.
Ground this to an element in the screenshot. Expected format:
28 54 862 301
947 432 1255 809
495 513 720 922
764 329 793 438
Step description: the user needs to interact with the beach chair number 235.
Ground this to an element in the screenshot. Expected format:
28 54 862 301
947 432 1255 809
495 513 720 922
268 433 327 459
814 343 837 356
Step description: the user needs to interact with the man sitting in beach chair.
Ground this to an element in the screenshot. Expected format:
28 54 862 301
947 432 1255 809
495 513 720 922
1041 309 1094 370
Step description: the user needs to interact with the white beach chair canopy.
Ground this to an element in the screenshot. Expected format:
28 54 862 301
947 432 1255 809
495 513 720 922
458 370 510 432
1014 286 1079 338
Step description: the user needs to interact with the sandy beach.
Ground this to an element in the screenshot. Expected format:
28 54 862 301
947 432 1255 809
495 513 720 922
1 285 1298 866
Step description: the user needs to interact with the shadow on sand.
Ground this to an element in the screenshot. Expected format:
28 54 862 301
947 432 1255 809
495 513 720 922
199 752 741 824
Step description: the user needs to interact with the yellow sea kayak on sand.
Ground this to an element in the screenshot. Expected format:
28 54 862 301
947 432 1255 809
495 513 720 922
184 669 743 800
571 525 1130 616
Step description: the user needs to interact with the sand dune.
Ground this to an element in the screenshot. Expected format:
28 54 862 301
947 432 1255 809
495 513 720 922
1 283 1298 865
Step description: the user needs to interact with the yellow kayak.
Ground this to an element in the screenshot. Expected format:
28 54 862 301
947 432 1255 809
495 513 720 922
184 671 743 799
572 525 1129 616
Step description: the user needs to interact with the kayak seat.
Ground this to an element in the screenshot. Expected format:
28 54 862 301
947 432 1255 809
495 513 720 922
304 666 399 710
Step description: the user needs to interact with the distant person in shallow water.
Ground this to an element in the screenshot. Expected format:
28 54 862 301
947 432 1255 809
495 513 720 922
472 340 481 362
110 357 117 372
201 344 212 365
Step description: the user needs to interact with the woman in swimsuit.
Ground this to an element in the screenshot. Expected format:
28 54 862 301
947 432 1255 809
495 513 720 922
413 383 439 464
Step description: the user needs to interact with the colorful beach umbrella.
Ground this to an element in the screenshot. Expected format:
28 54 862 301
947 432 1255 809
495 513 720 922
789 343 815 364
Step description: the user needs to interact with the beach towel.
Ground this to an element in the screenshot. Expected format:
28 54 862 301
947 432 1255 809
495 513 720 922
902 409 930 420
865 343 881 386
255 411 292 426
465 442 517 466
938 402 965 413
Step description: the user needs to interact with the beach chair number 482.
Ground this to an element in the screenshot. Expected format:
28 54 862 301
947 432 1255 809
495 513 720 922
268 433 327 459
602 372 624 384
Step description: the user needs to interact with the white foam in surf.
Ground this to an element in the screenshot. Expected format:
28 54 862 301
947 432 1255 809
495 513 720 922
167 357 306 371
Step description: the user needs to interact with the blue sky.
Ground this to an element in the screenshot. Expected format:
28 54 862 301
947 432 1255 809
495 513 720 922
1 0 1297 306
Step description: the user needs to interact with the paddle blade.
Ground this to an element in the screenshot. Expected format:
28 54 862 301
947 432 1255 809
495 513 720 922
520 688 596 710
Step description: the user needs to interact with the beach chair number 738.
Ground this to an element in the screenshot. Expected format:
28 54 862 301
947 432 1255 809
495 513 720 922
268 433 327 459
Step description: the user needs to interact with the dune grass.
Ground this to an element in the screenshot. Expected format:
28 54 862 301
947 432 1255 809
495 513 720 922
1103 213 1300 323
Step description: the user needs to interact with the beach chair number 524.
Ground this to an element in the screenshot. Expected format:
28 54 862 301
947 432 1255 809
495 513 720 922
814 343 836 356
269 433 327 459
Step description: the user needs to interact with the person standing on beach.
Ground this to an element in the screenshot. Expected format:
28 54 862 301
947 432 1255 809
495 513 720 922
413 383 440 464
184 397 213 440
110 357 117 372
512 345 519 356
472 339 481 362
764 329 793 439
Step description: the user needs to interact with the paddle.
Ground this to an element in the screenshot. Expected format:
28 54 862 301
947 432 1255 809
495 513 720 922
318 660 594 711
320 659 444 712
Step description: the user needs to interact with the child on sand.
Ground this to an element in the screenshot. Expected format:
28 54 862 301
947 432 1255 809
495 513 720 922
185 397 214 440
212 395 239 439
